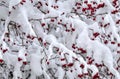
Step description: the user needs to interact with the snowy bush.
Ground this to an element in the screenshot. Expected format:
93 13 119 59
0 0 120 79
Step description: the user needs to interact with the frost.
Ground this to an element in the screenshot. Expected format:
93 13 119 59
0 0 120 79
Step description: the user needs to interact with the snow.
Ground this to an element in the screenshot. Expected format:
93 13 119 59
0 0 120 79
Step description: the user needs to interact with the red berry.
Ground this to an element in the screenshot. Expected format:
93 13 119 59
61 58 65 61
67 63 73 67
25 53 27 56
18 57 22 61
97 3 105 8
37 6 40 9
47 10 49 13
3 49 8 53
56 48 59 51
71 28 75 31
22 0 26 2
3 39 5 41
102 17 104 20
58 22 61 24
93 17 96 20
45 3 48 6
30 0 33 3
72 44 76 49
87 4 92 8
70 70 73 72
81 50 86 53
47 62 49 65
64 24 66 27
0 59 3 63
20 2 23 5
93 2 96 4
77 7 80 9
87 59 94 64
84 73 88 75
111 10 118 14
78 48 83 51
118 43 120 47
8 39 10 42
51 19 54 22
23 61 27 65
78 48 86 53
38 37 43 42
60 19 62 22
82 8 86 12
80 64 84 69
75 2 81 6
9 11 11 15
77 2 81 5
117 51 120 54
84 1 88 4
104 40 108 44
93 32 100 38
44 42 47 46
18 25 21 28
31 36 35 40
78 74 83 78
59 52 61 55
95 63 103 67
26 41 28 43
86 56 91 60
41 23 45 27
62 64 67 68
93 73 99 79
27 35 31 38
5 32 9 36
111 41 115 44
